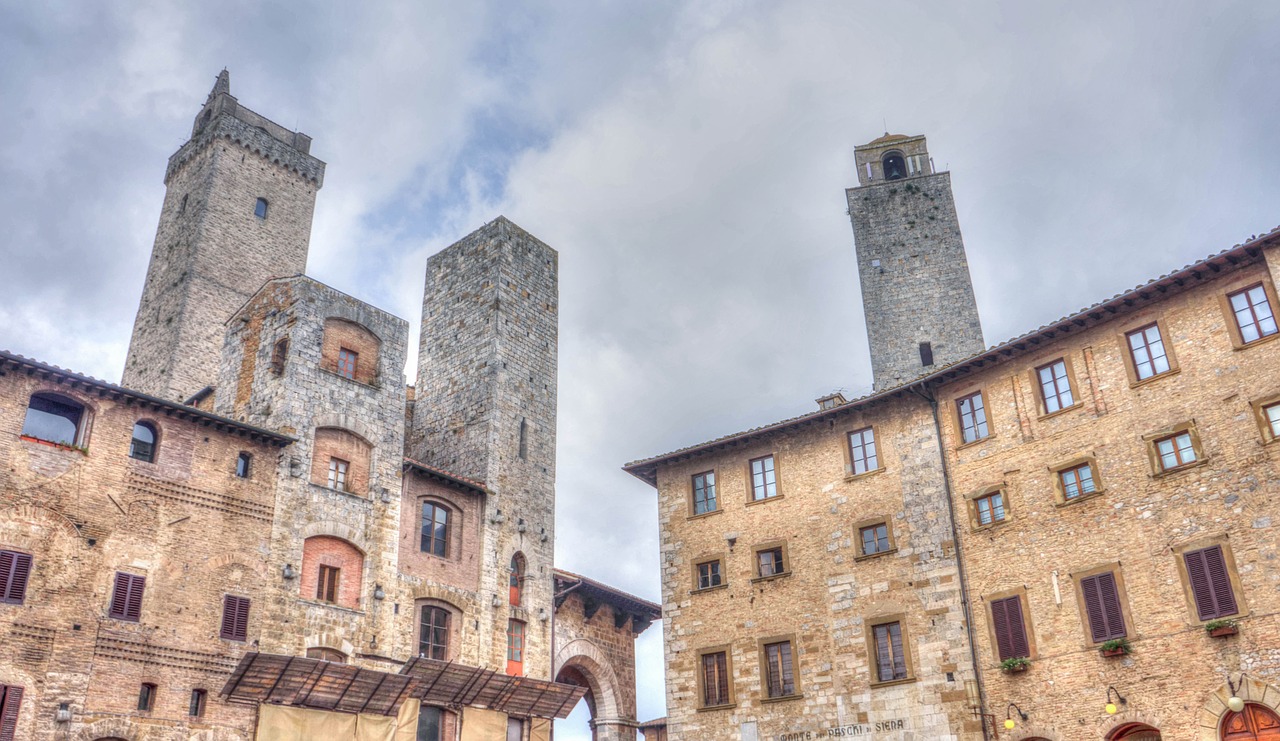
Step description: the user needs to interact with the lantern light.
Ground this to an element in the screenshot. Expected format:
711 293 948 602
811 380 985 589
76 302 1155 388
1106 686 1127 716
1227 674 1247 713
1006 703 1028 730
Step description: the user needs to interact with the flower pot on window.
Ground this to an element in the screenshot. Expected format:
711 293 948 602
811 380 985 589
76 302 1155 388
1209 625 1239 637
1101 647 1127 657
1098 638 1131 657
1000 657 1031 673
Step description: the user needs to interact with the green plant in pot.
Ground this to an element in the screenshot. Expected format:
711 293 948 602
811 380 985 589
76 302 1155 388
1205 619 1239 637
1099 638 1131 657
1000 657 1031 673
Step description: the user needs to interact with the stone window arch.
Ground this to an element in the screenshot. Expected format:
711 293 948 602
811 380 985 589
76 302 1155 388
300 536 364 609
321 318 381 385
22 392 91 448
310 427 372 496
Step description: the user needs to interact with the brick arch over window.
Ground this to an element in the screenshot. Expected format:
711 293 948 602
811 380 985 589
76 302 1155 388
1099 711 1164 740
411 583 481 617
310 427 372 496
321 317 381 385
1196 677 1280 741
300 536 364 609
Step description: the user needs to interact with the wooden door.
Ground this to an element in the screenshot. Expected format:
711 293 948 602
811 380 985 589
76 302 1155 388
1223 704 1280 740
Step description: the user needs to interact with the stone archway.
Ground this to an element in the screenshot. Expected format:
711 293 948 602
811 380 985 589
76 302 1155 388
554 638 627 741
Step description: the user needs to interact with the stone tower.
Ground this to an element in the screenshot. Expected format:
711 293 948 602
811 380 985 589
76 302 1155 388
847 133 984 390
409 216 559 679
123 70 325 401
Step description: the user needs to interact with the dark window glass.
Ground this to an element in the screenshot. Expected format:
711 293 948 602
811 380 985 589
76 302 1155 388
1059 463 1097 499
701 651 729 706
882 153 907 180
419 606 450 660
750 456 777 500
763 641 795 698
421 502 449 557
21 394 84 447
1126 323 1171 380
189 689 207 717
271 338 288 376
872 622 907 682
957 392 989 443
697 561 722 590
860 523 891 555
848 428 878 475
130 422 156 462
138 683 156 712
518 417 528 460
1036 359 1074 413
919 341 934 367
236 452 252 478
1155 432 1197 470
757 548 785 577
254 197 268 219
416 706 443 741
1229 284 1279 344
692 471 717 515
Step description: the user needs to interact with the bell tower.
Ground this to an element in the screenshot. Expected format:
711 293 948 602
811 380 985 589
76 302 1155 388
847 133 984 390
122 70 325 401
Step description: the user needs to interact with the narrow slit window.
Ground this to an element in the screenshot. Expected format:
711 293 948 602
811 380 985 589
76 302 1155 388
254 197 268 219
189 689 207 717
236 452 252 478
138 683 157 712
919 342 934 367
518 417 528 460
271 338 289 376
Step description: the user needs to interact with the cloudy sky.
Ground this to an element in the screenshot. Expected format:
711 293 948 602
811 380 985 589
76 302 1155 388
3 1 1279 735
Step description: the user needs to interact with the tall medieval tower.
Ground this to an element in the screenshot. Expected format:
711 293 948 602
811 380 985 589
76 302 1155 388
847 134 984 390
409 216 559 678
123 70 325 401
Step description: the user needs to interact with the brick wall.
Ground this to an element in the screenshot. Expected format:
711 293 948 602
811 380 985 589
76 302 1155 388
300 536 365 610
310 427 372 496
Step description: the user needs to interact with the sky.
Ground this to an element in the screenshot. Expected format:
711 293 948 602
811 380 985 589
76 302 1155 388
2 2 1279 737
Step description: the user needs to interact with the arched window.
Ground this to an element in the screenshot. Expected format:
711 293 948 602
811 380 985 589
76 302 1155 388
421 501 450 557
882 151 907 181
419 604 451 660
22 393 87 448
306 647 347 663
509 553 525 607
254 197 268 219
130 422 157 463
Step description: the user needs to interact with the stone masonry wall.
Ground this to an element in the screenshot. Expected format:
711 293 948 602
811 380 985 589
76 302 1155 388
939 252 1280 741
654 393 979 741
848 170 985 391
554 590 645 741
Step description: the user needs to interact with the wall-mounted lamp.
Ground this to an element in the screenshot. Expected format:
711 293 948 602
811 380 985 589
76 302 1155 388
491 594 500 608
538 608 549 622
288 456 303 477
517 518 527 533
55 703 71 723
1105 686 1127 715
490 509 506 524
379 487 393 504
539 527 548 543
1227 674 1247 713
282 564 296 580
373 584 385 601
1004 703 1027 731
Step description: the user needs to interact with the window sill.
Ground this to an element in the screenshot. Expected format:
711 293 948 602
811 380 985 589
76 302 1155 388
319 367 382 389
855 547 898 562
746 494 784 507
19 435 87 454
1233 331 1280 352
690 584 728 596
1054 489 1107 508
1037 401 1083 421
751 571 792 584
1152 458 1209 479
869 676 916 689
761 693 804 705
687 508 723 521
1129 367 1180 389
844 467 885 483
955 433 995 452
971 518 1010 533
298 598 365 615
308 482 372 503
696 703 736 713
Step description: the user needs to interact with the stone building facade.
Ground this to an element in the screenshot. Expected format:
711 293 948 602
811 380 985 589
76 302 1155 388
0 71 657 741
626 132 1280 741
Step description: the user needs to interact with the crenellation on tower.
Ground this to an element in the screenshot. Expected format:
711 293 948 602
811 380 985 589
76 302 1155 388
848 133 985 390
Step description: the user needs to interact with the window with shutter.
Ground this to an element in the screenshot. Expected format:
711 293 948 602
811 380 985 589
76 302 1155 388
1079 572 1127 643
317 565 340 603
221 595 250 642
110 572 145 622
1184 545 1239 621
0 684 23 741
989 596 1030 661
0 550 32 605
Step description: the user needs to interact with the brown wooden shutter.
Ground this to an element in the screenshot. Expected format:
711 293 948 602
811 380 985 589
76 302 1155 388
0 685 23 741
874 625 892 681
110 573 144 621
8 554 31 604
1185 546 1237 620
221 596 250 641
1081 573 1125 642
990 596 1029 661
126 575 144 621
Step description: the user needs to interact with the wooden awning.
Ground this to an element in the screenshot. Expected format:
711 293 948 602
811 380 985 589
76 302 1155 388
220 653 585 720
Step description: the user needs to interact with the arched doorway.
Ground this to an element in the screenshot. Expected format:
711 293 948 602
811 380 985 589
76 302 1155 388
553 642 625 741
1108 723 1161 740
1222 703 1280 739
556 663 599 740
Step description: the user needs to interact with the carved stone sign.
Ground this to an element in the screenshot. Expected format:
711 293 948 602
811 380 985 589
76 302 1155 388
777 719 906 739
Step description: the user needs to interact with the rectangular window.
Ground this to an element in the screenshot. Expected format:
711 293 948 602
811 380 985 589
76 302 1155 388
337 348 358 379
1036 359 1075 413
420 502 449 557
847 428 879 475
420 606 450 660
317 565 339 603
0 684 23 741
1059 462 1097 500
254 197 269 219
1266 403 1280 439
692 471 717 515
507 717 524 741
328 457 349 491
860 523 891 556
1079 572 1126 643
1155 432 1197 471
138 683 157 712
763 641 795 698
0 551 32 605
189 689 207 717
749 455 777 500
696 560 722 590
975 492 1006 526
700 651 730 707
919 341 934 367
872 622 908 682
236 452 252 478
1184 545 1239 621
220 595 251 642
1126 323 1171 380
989 596 1030 661
757 547 785 578
956 392 989 444
1228 284 1279 344
109 572 145 622
506 620 526 676
417 706 443 741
